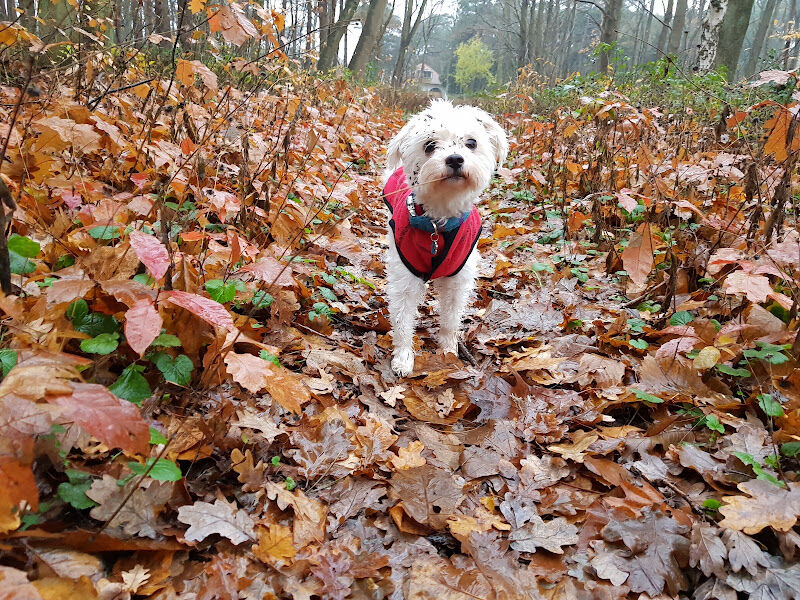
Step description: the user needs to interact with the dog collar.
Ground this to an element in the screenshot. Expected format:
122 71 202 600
405 193 470 233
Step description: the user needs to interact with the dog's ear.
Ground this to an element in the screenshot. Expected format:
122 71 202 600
386 122 411 173
468 107 509 167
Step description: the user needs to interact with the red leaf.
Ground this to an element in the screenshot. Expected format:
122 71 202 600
129 231 170 281
51 383 149 455
125 299 163 356
164 291 235 330
621 222 655 288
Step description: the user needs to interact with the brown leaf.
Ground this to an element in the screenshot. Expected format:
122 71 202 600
0 457 38 532
50 383 149 455
389 465 464 529
87 476 172 538
689 523 727 577
719 480 800 534
45 279 94 308
602 509 690 596
176 499 255 545
33 576 98 600
509 515 579 554
722 529 772 575
621 222 655 288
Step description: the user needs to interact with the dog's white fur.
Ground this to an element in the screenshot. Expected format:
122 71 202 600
383 100 508 376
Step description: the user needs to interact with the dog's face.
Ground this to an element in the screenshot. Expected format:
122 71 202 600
386 100 508 219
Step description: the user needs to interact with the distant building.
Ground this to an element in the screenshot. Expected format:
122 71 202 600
413 63 446 98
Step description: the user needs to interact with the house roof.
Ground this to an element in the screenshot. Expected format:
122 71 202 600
414 63 441 85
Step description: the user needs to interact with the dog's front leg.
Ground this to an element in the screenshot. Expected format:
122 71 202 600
433 249 478 356
386 243 426 377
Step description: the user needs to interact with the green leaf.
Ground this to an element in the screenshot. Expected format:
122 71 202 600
8 234 40 257
716 364 751 377
259 350 280 366
57 470 96 510
733 451 758 467
703 414 724 434
71 309 119 337
150 427 168 445
627 318 646 333
669 311 694 326
151 333 182 348
9 249 36 275
284 476 296 491
152 352 193 386
318 286 337 302
66 299 89 322
0 349 17 377
270 456 281 466
133 273 156 286
632 389 664 404
251 291 273 308
531 262 554 273
702 498 721 511
88 225 121 240
781 442 800 457
128 458 182 482
80 332 119 355
629 338 649 350
109 364 152 404
321 273 337 285
758 393 784 418
54 255 75 270
205 279 237 304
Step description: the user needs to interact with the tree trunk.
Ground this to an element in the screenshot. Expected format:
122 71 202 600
714 0 755 77
598 0 622 72
638 0 655 62
391 0 428 86
317 0 359 69
348 0 389 74
532 0 545 62
697 0 729 71
518 0 530 69
744 0 778 75
667 0 688 55
655 0 675 56
17 0 34 31
557 0 577 76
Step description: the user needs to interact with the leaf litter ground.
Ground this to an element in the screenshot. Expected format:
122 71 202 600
0 74 799 600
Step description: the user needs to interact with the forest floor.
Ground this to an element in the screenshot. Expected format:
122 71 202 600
0 66 799 600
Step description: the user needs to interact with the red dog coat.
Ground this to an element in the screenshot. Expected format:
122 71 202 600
383 167 481 281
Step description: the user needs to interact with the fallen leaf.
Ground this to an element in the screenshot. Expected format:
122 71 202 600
177 499 255 545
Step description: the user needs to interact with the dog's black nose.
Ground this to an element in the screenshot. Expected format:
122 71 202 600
445 154 464 169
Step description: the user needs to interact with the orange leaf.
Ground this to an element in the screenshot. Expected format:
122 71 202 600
253 524 296 564
125 299 163 356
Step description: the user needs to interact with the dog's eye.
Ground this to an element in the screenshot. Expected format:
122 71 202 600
424 141 436 154
465 138 477 150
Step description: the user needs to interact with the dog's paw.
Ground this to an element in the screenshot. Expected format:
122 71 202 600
391 349 415 377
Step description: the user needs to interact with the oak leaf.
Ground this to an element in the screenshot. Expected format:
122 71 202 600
602 509 690 596
177 499 255 545
253 524 296 564
87 476 172 538
689 523 727 577
389 465 464 529
508 515 578 554
719 480 800 534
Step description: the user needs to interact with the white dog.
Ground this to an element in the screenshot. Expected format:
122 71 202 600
382 100 508 376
